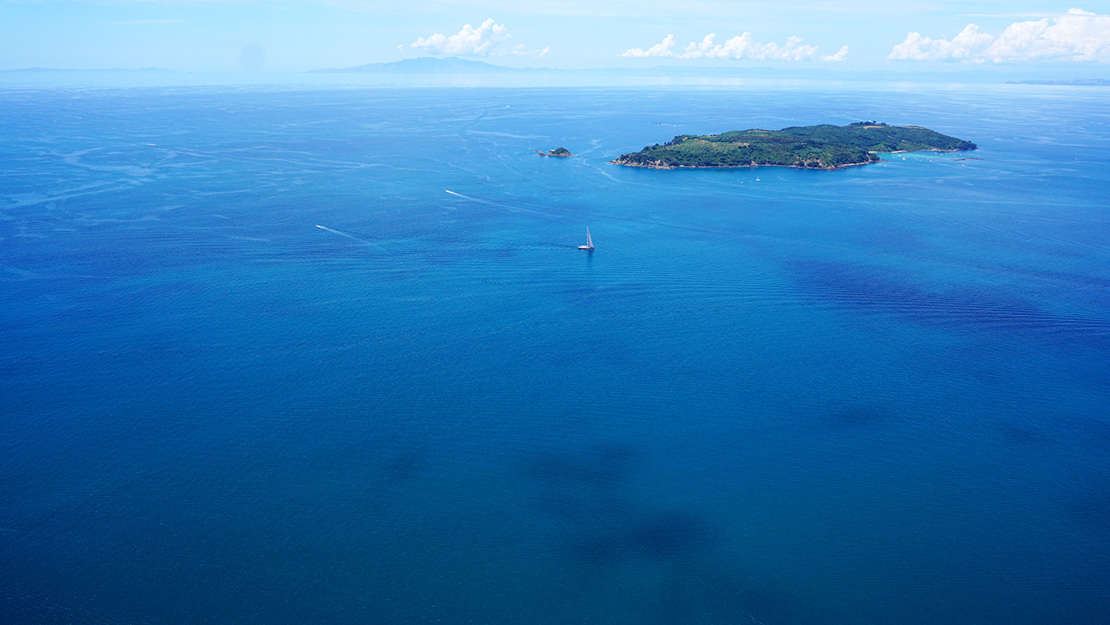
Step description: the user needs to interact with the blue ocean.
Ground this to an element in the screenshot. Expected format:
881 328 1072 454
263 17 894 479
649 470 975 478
2 82 1108 624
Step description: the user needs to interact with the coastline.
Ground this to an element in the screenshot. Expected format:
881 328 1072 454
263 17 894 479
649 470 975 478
607 158 876 171
609 147 972 171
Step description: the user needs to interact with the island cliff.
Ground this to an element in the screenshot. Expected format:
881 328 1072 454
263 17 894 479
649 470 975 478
610 122 976 171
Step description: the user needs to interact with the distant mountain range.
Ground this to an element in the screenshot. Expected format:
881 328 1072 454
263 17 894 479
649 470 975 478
312 57 524 74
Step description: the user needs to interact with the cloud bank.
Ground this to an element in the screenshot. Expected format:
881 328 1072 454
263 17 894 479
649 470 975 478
410 18 548 57
890 8 1110 62
622 33 845 61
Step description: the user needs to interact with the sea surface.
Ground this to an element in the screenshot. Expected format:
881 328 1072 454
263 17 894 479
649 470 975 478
1 82 1109 624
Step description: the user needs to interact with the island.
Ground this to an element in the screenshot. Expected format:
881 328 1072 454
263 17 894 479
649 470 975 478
609 122 976 171
538 147 573 157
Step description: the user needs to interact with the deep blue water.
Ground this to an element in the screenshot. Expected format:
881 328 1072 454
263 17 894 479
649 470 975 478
2 83 1109 624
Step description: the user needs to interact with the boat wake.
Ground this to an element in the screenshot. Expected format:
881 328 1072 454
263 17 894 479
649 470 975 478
315 224 378 247
444 189 559 221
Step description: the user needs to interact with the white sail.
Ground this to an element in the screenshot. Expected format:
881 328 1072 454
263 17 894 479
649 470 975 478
579 227 594 250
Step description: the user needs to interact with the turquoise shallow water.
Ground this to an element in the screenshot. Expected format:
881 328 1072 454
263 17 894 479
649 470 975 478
1 84 1109 624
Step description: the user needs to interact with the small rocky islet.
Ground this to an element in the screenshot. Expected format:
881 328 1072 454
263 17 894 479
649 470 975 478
537 147 573 157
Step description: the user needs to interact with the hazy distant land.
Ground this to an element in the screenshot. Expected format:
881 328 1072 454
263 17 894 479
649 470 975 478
4 57 1103 88
1009 78 1110 86
311 57 518 74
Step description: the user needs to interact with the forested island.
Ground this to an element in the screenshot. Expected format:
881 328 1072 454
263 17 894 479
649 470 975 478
610 122 976 170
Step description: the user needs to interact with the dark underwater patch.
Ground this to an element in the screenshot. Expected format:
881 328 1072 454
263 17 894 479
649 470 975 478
788 258 1110 347
567 511 710 566
523 441 638 487
380 447 426 481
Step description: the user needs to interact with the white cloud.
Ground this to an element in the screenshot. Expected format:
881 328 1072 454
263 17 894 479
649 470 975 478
986 8 1110 62
888 24 993 61
623 33 841 61
889 8 1110 63
822 45 850 62
621 34 677 58
410 18 546 57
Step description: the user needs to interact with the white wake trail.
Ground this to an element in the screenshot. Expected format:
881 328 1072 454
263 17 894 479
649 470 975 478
315 224 379 247
445 189 554 219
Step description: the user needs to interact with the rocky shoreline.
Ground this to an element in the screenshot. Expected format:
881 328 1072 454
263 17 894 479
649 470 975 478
608 157 875 171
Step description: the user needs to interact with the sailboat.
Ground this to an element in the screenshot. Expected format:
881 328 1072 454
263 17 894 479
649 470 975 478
578 228 594 250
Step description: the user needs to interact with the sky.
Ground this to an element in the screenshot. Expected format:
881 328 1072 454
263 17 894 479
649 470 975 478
2 1 1109 76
